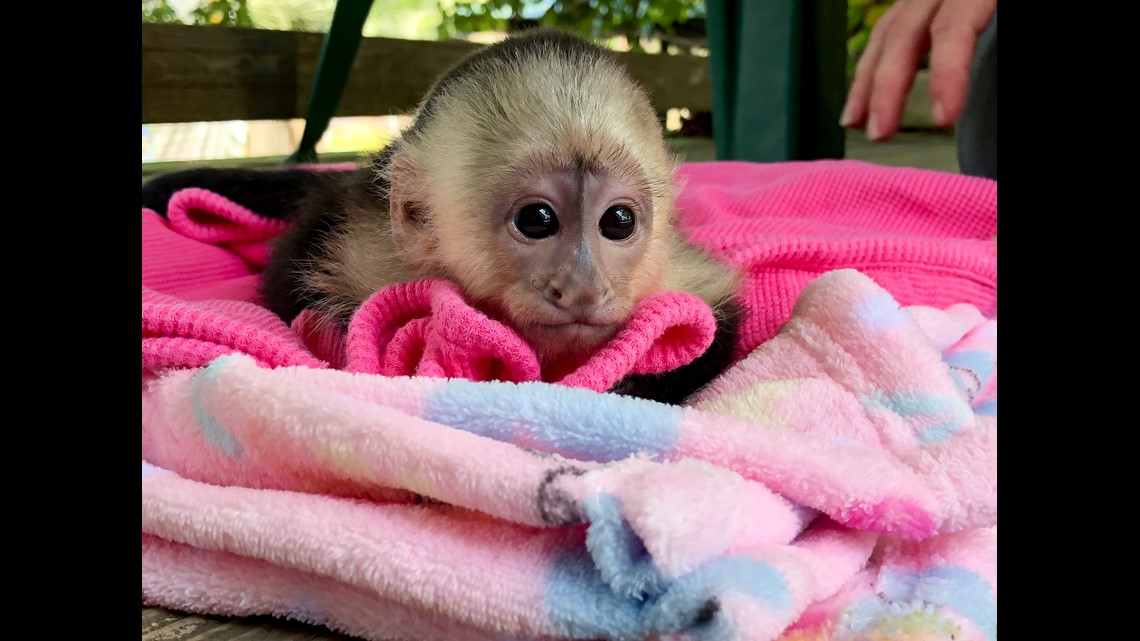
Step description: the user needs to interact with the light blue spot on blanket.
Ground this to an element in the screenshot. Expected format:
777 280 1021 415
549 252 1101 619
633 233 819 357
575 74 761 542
584 493 668 600
974 400 996 417
865 388 974 445
644 556 791 640
878 565 996 641
190 357 244 457
944 349 995 402
584 491 818 606
424 380 681 461
141 461 165 477
544 538 790 641
944 350 994 384
544 544 647 640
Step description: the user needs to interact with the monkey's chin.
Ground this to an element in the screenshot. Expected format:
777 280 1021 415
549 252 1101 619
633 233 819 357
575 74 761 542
520 322 619 361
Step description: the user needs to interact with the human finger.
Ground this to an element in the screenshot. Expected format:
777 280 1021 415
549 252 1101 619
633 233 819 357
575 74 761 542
928 0 996 125
841 2 899 129
865 0 942 140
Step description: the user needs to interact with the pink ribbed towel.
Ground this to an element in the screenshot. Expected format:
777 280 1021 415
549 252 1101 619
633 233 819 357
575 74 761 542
674 160 996 354
338 279 714 390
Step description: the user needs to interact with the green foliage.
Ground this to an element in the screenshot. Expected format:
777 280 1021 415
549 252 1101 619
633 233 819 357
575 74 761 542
361 1 442 40
846 0 894 75
142 0 443 40
144 0 892 66
438 0 706 52
141 0 253 27
189 0 253 26
244 0 336 32
141 0 182 24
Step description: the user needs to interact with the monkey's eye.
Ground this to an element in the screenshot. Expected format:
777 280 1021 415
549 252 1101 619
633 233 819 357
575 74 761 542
599 206 636 240
514 204 560 239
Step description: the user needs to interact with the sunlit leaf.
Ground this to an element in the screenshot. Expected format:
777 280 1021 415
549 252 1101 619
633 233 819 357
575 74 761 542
847 6 864 33
847 30 870 57
864 4 889 27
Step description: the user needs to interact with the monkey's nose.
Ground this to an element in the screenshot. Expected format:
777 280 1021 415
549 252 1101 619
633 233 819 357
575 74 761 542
545 282 611 313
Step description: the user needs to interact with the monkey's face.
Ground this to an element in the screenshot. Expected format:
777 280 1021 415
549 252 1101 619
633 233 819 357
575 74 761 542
387 47 677 364
428 161 671 364
496 167 663 360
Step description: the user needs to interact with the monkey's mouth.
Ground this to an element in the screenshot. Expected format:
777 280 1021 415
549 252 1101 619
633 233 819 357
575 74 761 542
520 320 620 355
534 320 614 329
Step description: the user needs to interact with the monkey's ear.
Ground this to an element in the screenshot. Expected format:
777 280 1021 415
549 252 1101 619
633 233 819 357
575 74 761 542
386 152 432 246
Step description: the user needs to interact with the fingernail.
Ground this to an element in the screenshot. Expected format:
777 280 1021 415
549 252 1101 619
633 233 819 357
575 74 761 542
932 101 946 125
866 114 881 141
839 104 854 127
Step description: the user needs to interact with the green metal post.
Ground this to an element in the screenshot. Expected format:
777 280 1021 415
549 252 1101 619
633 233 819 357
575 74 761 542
706 0 846 162
705 0 739 161
798 0 847 161
286 0 374 164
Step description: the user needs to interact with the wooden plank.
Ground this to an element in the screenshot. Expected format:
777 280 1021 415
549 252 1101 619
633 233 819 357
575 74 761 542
616 48 712 113
313 32 482 121
141 136 717 183
142 24 711 124
142 24 307 123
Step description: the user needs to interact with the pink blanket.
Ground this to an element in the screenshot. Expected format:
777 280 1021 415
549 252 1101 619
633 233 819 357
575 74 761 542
141 160 997 640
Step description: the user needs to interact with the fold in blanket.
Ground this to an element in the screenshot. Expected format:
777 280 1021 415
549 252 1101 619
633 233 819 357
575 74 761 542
142 161 997 640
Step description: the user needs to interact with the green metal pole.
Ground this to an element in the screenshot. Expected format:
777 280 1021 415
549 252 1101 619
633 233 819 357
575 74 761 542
705 0 739 160
731 0 801 161
705 0 846 162
798 0 846 161
286 0 374 164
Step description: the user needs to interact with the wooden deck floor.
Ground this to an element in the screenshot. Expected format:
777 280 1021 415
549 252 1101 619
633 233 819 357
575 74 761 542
843 129 959 173
667 129 959 173
143 607 357 640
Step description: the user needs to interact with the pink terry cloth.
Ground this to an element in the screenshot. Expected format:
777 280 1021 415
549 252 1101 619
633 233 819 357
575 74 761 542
142 287 330 371
339 278 715 390
674 160 996 355
141 269 996 641
143 188 288 298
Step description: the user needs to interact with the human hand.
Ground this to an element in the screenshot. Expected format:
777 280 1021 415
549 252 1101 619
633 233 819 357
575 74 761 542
840 0 996 141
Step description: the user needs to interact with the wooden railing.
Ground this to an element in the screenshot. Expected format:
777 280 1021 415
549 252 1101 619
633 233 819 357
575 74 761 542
141 23 713 125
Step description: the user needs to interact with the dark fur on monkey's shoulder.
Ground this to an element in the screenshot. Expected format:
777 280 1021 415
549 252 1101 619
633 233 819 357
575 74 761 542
612 299 743 404
143 164 374 323
141 165 334 220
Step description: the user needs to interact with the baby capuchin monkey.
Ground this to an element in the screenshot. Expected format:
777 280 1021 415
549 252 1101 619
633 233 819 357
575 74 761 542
142 28 744 404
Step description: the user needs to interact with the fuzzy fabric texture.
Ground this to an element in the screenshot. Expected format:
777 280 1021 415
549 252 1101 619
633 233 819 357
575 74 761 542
141 160 997 641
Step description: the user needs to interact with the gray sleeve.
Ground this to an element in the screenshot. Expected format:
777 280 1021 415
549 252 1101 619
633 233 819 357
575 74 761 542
956 10 997 180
